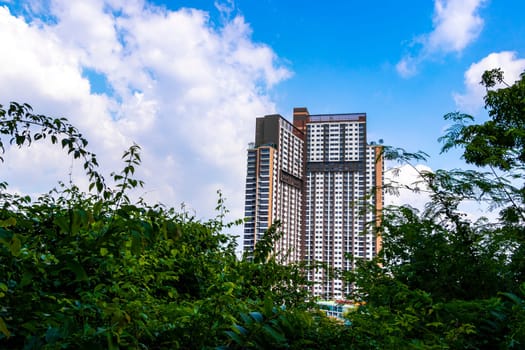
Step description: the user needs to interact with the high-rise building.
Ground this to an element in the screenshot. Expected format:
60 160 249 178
243 115 304 263
298 108 383 299
243 108 383 299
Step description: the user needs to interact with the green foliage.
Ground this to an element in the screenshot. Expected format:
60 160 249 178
0 102 320 348
500 283 525 347
0 101 107 197
0 181 234 348
224 300 351 349
378 204 514 300
440 69 525 174
342 69 525 349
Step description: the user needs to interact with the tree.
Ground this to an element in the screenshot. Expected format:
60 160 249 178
342 70 525 349
0 102 107 196
441 69 525 171
440 69 525 223
0 102 329 349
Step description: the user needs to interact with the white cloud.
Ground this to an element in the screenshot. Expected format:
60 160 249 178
428 0 485 53
396 0 486 77
385 164 432 210
453 51 525 113
384 163 498 222
214 0 235 22
395 56 418 79
0 1 291 228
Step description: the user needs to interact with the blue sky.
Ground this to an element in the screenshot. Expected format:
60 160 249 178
0 0 524 234
241 0 525 161
165 0 525 165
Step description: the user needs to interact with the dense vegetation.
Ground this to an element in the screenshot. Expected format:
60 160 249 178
1 69 524 349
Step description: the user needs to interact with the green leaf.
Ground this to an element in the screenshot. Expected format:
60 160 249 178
0 217 16 228
239 313 252 325
0 317 10 338
234 324 248 335
262 324 286 343
20 272 33 288
9 235 21 257
45 327 62 343
100 247 108 256
15 134 26 145
263 296 273 315
66 260 89 282
225 330 244 345
250 311 263 322
499 292 523 305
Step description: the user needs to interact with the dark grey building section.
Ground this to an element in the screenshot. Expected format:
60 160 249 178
255 115 281 148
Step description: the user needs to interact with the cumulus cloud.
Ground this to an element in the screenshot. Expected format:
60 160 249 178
396 0 486 77
384 164 432 210
214 0 235 22
0 1 291 225
453 51 525 113
384 163 498 222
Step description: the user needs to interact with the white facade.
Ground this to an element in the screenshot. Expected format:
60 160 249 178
304 114 381 299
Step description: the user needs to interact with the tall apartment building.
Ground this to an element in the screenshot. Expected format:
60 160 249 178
243 107 383 299
243 115 304 263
